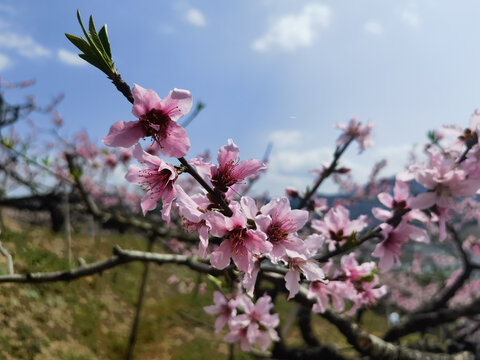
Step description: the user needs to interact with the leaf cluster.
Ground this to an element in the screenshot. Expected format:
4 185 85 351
65 11 116 77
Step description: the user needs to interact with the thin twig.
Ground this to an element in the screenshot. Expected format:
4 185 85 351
298 138 353 209
0 238 13 275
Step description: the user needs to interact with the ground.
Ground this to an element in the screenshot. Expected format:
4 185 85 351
0 211 389 359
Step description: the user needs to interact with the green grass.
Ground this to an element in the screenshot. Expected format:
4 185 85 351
1 221 391 359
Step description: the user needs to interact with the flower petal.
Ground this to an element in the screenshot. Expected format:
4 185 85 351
102 120 145 148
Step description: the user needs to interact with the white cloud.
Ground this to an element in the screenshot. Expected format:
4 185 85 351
400 3 421 28
0 53 10 71
269 130 303 148
252 3 331 52
0 32 50 58
185 8 206 27
364 21 384 35
401 11 420 28
57 49 86 66
254 129 419 197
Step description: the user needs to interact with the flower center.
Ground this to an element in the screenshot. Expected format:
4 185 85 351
267 223 289 243
392 200 407 211
139 168 173 195
212 160 237 192
329 229 344 241
227 226 247 255
459 128 478 147
140 108 171 143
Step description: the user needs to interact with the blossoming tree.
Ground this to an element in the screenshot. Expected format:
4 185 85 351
1 12 480 360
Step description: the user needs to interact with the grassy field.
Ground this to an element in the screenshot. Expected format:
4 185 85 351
0 215 390 359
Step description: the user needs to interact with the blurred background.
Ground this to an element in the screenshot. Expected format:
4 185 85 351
1 0 480 194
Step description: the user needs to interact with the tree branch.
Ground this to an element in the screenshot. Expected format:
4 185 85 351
383 297 480 342
298 138 353 209
0 239 13 274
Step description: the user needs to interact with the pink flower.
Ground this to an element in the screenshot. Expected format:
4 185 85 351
125 144 177 222
224 321 260 352
175 186 211 257
347 278 387 315
308 280 354 313
208 202 272 274
103 153 117 170
255 197 308 263
225 294 279 351
340 253 376 282
103 84 192 158
238 294 280 331
312 205 368 251
372 220 427 273
118 147 133 164
192 140 266 194
373 180 427 223
75 131 98 159
204 291 237 332
213 140 265 191
284 253 326 299
335 117 374 152
402 149 480 210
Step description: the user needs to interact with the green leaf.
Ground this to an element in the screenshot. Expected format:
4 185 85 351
88 16 107 56
67 11 116 77
76 10 92 47
65 34 89 53
98 25 112 59
78 54 108 74
1 137 12 148
359 273 375 283
207 275 223 289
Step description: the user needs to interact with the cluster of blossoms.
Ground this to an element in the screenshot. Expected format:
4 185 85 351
101 83 332 301
14 65 480 355
103 82 473 352
397 111 480 241
204 291 279 351
308 253 386 315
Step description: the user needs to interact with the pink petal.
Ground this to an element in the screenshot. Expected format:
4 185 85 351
217 139 239 167
140 193 159 215
232 250 252 273
102 120 145 148
210 240 233 269
160 88 193 122
394 180 409 201
157 121 190 158
409 192 436 209
231 159 266 180
377 192 393 208
285 269 300 299
131 84 162 118
125 164 143 184
372 207 391 221
132 143 163 168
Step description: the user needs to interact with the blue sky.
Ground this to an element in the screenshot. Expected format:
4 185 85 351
1 1 480 196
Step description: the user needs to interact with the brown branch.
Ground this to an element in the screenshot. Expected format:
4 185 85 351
0 243 475 360
415 224 473 314
0 246 223 284
313 229 382 262
64 152 198 242
259 273 474 360
298 138 353 209
0 247 293 284
0 237 13 274
321 308 474 360
384 297 480 342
